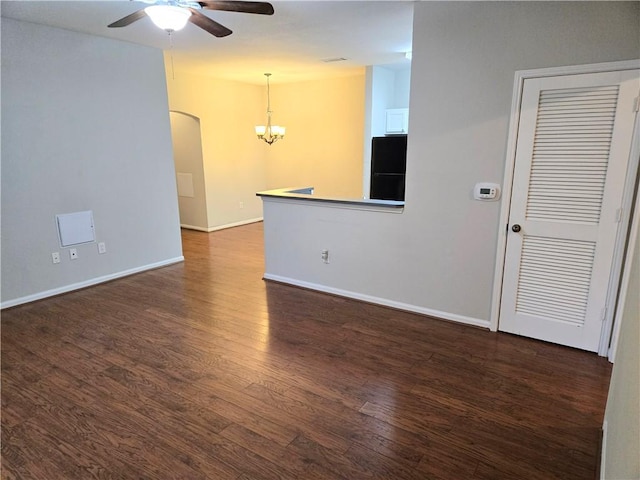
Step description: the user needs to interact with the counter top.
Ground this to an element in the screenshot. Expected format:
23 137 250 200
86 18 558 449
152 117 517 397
256 187 404 212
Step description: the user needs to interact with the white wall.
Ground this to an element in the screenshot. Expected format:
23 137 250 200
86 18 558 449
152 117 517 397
392 67 411 108
370 66 396 137
261 2 640 325
602 214 640 479
170 112 209 230
166 71 367 229
266 75 366 199
165 70 267 230
1 18 183 307
367 64 411 138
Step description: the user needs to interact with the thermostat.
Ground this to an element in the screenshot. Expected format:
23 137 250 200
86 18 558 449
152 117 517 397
474 183 500 201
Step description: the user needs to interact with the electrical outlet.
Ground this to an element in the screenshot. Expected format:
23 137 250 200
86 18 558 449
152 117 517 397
52 252 61 264
98 242 106 254
321 249 329 264
69 248 78 260
239 201 244 209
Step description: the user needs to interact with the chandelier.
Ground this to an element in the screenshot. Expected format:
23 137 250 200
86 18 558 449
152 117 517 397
255 73 285 145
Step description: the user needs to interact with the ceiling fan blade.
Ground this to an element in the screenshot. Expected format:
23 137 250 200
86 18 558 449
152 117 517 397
188 9 233 37
108 9 147 28
198 1 274 15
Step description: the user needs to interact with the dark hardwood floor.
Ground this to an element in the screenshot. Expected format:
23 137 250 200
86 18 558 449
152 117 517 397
2 222 612 479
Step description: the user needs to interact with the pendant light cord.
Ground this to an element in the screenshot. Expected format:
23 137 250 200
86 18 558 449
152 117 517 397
265 73 273 133
168 31 176 81
266 74 272 114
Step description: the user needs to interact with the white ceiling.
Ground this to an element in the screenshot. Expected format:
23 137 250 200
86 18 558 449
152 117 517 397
1 0 414 84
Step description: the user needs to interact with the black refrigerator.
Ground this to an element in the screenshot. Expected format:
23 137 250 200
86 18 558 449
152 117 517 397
370 135 407 201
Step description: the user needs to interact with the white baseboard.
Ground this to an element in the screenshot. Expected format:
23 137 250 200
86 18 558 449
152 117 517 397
179 224 210 232
263 273 491 329
600 420 607 480
181 217 263 233
1 256 184 309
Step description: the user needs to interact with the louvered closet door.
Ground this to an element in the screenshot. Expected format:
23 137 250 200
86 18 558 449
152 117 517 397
499 69 639 352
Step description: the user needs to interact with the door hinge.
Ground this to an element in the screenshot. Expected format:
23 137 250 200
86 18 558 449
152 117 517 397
635 94 640 113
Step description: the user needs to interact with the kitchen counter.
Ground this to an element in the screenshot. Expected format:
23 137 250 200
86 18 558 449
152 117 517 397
256 187 404 212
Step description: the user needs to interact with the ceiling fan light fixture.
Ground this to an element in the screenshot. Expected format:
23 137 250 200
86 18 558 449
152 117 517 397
145 5 192 32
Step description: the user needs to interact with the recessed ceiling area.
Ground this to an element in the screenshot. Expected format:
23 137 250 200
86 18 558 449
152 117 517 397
1 1 414 84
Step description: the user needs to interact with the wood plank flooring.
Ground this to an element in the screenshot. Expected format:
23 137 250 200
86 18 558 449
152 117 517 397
2 222 612 479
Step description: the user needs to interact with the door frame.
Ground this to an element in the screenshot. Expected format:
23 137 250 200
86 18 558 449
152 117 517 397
489 59 640 357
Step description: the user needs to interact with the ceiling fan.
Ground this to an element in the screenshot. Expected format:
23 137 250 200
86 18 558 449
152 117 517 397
108 0 274 38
